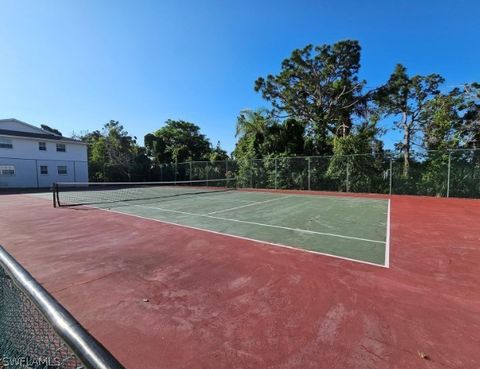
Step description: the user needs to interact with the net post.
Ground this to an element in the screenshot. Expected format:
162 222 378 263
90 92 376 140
389 156 393 196
52 183 57 208
446 150 452 198
307 157 311 191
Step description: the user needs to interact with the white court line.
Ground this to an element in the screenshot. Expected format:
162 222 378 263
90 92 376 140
30 194 389 267
207 195 293 215
85 205 388 268
135 204 385 244
191 195 253 203
384 198 391 268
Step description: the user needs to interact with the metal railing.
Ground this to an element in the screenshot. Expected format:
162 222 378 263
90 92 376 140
0 245 124 369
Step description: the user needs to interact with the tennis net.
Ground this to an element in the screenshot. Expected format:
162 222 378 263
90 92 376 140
53 178 237 207
0 245 124 369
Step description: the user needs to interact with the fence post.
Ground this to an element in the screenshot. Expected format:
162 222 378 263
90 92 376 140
346 157 350 192
274 158 278 190
250 159 254 188
307 157 311 191
225 159 228 178
389 157 393 196
174 162 177 183
446 151 452 198
189 161 192 181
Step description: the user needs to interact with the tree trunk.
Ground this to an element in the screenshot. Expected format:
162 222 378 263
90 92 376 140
403 125 410 177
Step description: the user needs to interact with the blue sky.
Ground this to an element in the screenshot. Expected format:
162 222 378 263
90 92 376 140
0 0 478 153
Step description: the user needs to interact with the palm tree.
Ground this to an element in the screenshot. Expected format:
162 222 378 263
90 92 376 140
236 108 273 137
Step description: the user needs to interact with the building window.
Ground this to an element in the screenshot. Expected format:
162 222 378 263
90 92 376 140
40 166 48 175
0 165 15 176
39 142 47 151
57 166 67 175
0 138 13 149
56 143 66 152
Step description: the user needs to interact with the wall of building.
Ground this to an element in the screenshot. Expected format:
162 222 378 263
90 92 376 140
0 158 38 188
73 161 89 184
0 158 88 188
0 136 89 188
0 136 87 161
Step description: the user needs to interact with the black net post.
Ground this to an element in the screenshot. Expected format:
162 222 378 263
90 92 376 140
52 183 58 208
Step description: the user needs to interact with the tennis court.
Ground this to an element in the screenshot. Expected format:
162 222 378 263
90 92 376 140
50 179 390 266
1 188 480 369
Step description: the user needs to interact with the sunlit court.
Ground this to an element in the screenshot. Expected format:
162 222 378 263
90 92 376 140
1 1 480 368
1 182 479 368
47 179 390 266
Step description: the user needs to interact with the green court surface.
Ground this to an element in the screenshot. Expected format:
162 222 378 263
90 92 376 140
50 189 390 266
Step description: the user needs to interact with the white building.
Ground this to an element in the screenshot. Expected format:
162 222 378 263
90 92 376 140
0 119 88 188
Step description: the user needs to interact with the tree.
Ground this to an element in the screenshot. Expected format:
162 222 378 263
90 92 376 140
233 108 278 160
420 91 462 151
281 118 308 155
460 83 480 149
326 120 386 192
144 120 222 164
80 121 149 181
80 130 105 181
209 142 229 161
375 64 444 176
254 40 368 154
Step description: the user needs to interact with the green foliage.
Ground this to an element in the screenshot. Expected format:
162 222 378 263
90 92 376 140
275 155 309 189
145 119 224 164
80 120 150 181
209 142 229 161
233 108 311 187
72 39 479 199
418 151 449 196
144 119 229 181
375 64 445 176
233 109 277 159
459 83 480 148
448 149 480 197
420 91 462 150
326 123 386 192
254 40 367 154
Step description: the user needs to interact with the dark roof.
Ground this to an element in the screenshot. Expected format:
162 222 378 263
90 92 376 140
0 129 84 143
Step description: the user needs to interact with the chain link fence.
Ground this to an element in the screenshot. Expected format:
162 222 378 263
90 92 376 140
156 149 480 199
0 245 124 369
